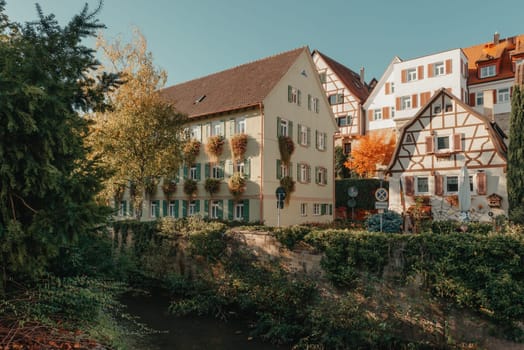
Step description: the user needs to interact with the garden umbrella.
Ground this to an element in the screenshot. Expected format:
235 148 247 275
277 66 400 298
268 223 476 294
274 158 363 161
458 165 471 222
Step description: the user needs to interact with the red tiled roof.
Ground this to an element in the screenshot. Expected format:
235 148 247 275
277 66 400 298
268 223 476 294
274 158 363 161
463 34 524 85
313 50 370 103
160 47 307 118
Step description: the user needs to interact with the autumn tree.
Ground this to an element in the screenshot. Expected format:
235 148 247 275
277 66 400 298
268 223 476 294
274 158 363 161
88 29 187 218
344 132 396 178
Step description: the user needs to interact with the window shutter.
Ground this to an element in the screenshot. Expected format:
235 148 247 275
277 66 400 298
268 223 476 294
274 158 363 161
493 90 497 104
172 200 178 218
307 127 311 146
405 176 414 196
205 162 210 178
323 168 328 185
129 201 134 217
418 65 424 80
276 159 282 179
297 89 301 106
155 200 160 218
426 136 434 154
307 165 311 183
307 94 311 110
368 109 373 122
315 130 319 149
288 85 292 102
244 158 251 179
228 200 234 220
315 166 320 184
396 97 401 111
182 200 188 217
476 172 487 195
445 59 452 74
276 116 281 137
204 200 209 217
383 106 390 119
219 161 225 179
183 165 188 179
428 63 434 78
289 121 293 137
162 200 168 217
196 163 201 181
321 204 326 215
469 93 476 106
217 200 223 219
434 175 444 196
123 200 127 216
243 199 250 222
385 82 390 95
412 94 418 108
401 69 407 83
453 134 463 152
195 200 200 213
297 164 301 181
297 123 301 143
323 133 327 150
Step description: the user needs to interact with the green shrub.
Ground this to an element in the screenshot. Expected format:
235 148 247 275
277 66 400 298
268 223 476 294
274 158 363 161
273 225 311 249
366 210 402 233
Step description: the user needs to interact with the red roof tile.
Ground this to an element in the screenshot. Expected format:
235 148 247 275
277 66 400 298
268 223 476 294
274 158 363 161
160 47 307 118
313 50 370 103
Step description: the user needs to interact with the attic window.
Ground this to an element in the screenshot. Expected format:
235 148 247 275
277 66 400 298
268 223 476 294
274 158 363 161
195 95 206 104
479 65 496 78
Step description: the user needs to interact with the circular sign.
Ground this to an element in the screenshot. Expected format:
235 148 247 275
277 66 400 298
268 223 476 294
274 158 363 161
275 186 286 200
375 188 389 202
346 199 357 208
347 186 358 197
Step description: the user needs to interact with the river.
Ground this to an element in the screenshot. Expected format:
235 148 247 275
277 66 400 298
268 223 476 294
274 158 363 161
122 293 288 350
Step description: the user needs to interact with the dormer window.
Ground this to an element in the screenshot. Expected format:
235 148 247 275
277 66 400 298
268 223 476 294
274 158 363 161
479 65 496 78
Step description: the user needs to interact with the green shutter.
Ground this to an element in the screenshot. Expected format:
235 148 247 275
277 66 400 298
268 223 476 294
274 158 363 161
218 200 223 219
228 200 234 220
219 161 225 179
123 200 127 216
307 165 311 183
276 159 282 179
129 201 134 217
183 166 188 179
196 163 201 181
277 116 281 137
315 166 319 184
155 200 160 218
162 200 168 217
182 200 188 217
315 130 319 149
204 200 209 218
205 162 210 178
297 89 301 106
323 133 327 150
287 85 292 102
308 94 311 110
174 200 179 218
297 164 301 181
195 200 200 213
244 158 251 179
321 204 327 215
243 199 250 222
297 123 301 143
307 127 311 146
289 121 293 137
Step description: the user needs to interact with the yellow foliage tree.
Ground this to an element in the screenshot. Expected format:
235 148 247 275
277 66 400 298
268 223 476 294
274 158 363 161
344 132 396 177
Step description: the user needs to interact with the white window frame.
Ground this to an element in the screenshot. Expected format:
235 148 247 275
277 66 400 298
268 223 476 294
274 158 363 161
235 161 245 175
189 201 197 216
434 62 445 76
316 167 327 185
299 125 308 146
290 87 299 104
280 119 289 137
190 125 201 141
150 201 158 218
299 163 309 183
317 132 326 151
313 203 321 216
479 65 496 78
445 175 459 194
234 202 244 220
374 109 382 120
236 118 246 134
281 163 290 178
328 93 343 105
190 165 198 180
415 177 429 194
407 68 417 81
211 121 223 136
300 203 308 217
168 201 177 217
476 92 484 106
210 200 220 219
497 88 510 103
212 164 222 179
118 201 126 216
401 96 411 110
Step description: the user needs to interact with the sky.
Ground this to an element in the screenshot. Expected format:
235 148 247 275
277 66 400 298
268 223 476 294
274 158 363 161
5 0 524 87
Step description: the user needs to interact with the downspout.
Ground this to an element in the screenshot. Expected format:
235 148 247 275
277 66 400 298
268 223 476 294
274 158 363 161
259 102 264 223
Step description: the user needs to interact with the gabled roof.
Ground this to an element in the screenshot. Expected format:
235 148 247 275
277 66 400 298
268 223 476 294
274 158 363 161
160 47 307 118
312 50 370 103
363 56 402 109
463 34 524 85
387 88 507 173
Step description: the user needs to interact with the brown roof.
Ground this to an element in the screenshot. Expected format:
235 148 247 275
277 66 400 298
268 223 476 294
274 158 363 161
463 34 524 85
160 47 307 118
313 50 370 103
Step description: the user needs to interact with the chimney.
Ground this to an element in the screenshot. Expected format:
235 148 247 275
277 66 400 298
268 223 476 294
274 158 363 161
494 32 500 45
483 90 495 122
359 67 365 85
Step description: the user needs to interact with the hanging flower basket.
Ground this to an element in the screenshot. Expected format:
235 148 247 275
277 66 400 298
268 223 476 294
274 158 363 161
205 178 221 196
183 139 201 164
279 175 295 204
278 136 295 165
228 173 246 198
162 179 177 197
145 177 159 197
206 135 225 161
231 133 248 160
183 179 198 197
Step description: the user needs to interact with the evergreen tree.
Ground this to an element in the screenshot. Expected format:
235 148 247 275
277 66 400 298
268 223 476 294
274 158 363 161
508 84 524 223
0 1 114 289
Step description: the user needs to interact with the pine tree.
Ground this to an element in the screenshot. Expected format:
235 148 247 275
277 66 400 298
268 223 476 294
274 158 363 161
507 85 524 223
0 1 114 289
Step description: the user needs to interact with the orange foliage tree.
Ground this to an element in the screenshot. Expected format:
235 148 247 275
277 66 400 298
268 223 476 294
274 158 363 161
344 132 396 177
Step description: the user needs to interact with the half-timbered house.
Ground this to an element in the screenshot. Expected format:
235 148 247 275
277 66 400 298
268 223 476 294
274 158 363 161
387 88 508 222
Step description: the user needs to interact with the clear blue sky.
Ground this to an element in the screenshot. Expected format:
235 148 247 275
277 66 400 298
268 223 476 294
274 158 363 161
5 0 524 87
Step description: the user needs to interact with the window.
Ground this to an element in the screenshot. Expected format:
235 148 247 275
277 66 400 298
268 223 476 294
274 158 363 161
307 94 312 111
328 93 343 105
235 160 245 175
118 201 126 216
234 202 244 220
189 201 197 216
300 203 308 216
190 165 198 180
236 118 246 134
374 109 382 120
479 65 496 78
391 107 395 118
210 200 221 219
299 163 310 183
401 96 411 110
433 62 445 76
168 201 177 217
280 163 290 178
319 72 327 83
150 201 158 218
190 125 201 141
316 167 327 185
433 105 442 113
436 135 450 151
446 176 459 193
445 103 453 112
313 203 321 216
498 88 510 103
343 142 351 154
390 82 395 93
279 119 289 137
337 114 352 127
211 121 224 136
416 177 429 194
288 85 301 105
299 125 308 146
407 68 417 81
476 92 484 106
316 131 326 151
313 97 319 113
212 164 223 179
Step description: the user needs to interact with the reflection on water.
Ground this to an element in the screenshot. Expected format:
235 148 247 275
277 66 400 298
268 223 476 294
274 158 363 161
122 294 286 350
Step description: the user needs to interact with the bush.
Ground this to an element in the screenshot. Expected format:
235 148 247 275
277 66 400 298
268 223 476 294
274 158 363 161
366 210 402 233
273 225 311 249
